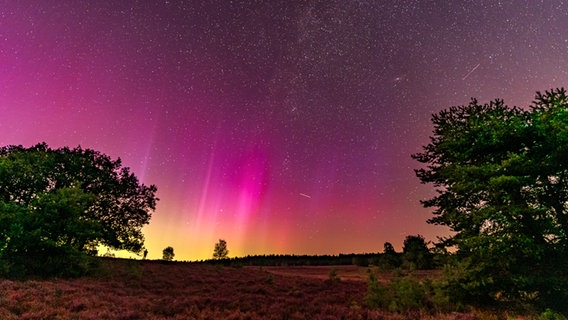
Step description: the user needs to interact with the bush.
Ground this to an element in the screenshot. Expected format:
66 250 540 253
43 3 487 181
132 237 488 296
266 273 274 285
540 308 567 320
328 267 340 283
365 272 393 309
441 257 496 306
0 247 99 279
422 278 460 312
366 272 463 313
389 277 426 312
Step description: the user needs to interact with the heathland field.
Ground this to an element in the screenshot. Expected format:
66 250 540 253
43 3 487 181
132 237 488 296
0 258 537 320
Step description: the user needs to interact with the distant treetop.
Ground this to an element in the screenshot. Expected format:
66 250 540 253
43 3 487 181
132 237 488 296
213 239 229 259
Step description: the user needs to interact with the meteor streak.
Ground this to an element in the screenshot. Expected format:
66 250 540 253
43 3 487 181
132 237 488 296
299 193 312 198
462 63 480 80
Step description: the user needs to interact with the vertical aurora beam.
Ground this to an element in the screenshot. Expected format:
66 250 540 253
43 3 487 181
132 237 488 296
232 145 270 255
184 138 224 258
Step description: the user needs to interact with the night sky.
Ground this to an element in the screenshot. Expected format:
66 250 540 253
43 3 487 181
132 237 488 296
1 1 567 260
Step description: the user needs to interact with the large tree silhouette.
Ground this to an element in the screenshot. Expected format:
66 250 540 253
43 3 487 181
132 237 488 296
0 143 158 277
414 88 568 309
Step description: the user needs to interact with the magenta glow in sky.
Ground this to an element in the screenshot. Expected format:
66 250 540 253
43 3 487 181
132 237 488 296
1 1 567 260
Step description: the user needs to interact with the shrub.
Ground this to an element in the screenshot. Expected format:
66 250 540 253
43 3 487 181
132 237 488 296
0 249 98 279
365 272 393 309
422 278 456 312
389 277 426 312
540 308 567 320
266 273 274 285
328 267 340 283
125 260 143 280
366 272 432 313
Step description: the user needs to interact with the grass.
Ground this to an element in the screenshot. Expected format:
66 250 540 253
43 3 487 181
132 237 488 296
0 258 547 319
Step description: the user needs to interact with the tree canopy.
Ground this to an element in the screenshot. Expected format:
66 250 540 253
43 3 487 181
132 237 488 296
0 143 158 277
413 88 568 309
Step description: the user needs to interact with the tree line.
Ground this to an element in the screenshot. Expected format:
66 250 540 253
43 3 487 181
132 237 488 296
197 235 437 270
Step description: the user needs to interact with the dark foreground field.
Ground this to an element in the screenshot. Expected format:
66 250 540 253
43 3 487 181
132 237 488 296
0 258 531 319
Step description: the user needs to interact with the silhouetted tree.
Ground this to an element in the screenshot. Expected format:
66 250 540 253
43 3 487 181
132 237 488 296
378 242 400 269
213 239 229 259
162 246 174 261
414 88 568 310
0 143 158 277
402 235 432 270
383 242 396 254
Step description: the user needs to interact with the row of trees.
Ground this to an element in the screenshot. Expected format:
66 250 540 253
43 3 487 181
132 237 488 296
197 235 435 269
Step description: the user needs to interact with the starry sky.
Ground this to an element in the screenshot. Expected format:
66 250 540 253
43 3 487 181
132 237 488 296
1 1 567 260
